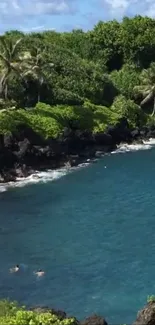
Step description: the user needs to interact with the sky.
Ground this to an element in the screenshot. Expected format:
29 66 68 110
1 0 155 33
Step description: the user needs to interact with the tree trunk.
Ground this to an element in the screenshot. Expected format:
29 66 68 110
37 91 40 103
4 84 8 100
37 81 41 103
140 91 153 106
151 96 155 116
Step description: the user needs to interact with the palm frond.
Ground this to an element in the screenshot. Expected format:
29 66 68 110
140 91 154 106
0 36 11 59
11 38 22 58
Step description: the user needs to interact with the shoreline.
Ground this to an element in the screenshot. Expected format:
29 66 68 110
1 117 155 185
0 138 154 191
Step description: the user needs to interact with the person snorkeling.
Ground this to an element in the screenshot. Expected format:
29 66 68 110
10 264 20 273
34 269 45 277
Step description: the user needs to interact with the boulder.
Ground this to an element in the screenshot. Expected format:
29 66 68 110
16 138 31 160
81 314 108 325
4 134 15 149
15 165 29 178
131 128 140 139
133 301 155 325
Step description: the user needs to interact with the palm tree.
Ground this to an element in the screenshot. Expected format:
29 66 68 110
134 63 155 116
0 36 22 99
20 47 54 103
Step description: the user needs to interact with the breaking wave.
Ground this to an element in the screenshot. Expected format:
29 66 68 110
1 138 155 192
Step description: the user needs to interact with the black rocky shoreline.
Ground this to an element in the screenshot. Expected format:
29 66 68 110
0 117 154 183
30 299 155 325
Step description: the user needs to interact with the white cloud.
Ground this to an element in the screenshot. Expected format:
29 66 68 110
100 0 155 19
0 0 76 18
20 25 45 32
2 0 155 33
104 0 129 10
145 2 155 17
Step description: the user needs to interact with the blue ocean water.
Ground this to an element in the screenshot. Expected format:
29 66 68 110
0 147 155 324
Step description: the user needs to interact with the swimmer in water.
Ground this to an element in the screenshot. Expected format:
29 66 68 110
34 269 45 277
10 264 20 273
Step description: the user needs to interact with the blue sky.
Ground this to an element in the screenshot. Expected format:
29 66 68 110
1 0 155 33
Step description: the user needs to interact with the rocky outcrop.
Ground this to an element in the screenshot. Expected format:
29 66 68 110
0 117 155 183
31 306 79 324
81 315 108 325
31 306 67 320
24 300 155 325
132 301 155 325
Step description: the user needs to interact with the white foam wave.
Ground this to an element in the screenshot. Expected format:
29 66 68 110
0 138 155 192
0 161 92 192
111 140 155 154
9 168 69 189
143 138 155 145
0 186 7 192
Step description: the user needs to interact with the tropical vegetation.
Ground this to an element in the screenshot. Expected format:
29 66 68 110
1 16 155 138
0 300 77 325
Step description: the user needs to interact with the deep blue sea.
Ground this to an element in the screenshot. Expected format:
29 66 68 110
0 143 155 324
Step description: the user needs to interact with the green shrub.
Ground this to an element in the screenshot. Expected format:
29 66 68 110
147 295 155 303
110 64 140 99
0 99 147 140
0 300 77 325
111 95 146 127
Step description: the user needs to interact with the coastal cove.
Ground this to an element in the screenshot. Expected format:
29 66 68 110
2 15 155 325
1 146 155 324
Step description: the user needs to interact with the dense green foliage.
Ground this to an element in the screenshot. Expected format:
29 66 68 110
0 300 77 325
1 16 155 137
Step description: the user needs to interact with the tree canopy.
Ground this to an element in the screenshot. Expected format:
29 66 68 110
1 16 155 138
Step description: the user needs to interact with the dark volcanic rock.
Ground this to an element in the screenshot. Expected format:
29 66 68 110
0 170 16 182
0 148 17 169
131 128 140 139
31 306 79 324
146 129 155 138
16 138 31 160
14 124 44 145
0 116 152 183
31 306 67 320
133 301 155 325
81 314 108 325
59 129 94 155
15 165 30 178
94 132 113 146
0 134 4 149
106 118 132 143
4 134 17 150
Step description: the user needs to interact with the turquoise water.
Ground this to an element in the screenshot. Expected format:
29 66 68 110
0 147 155 324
